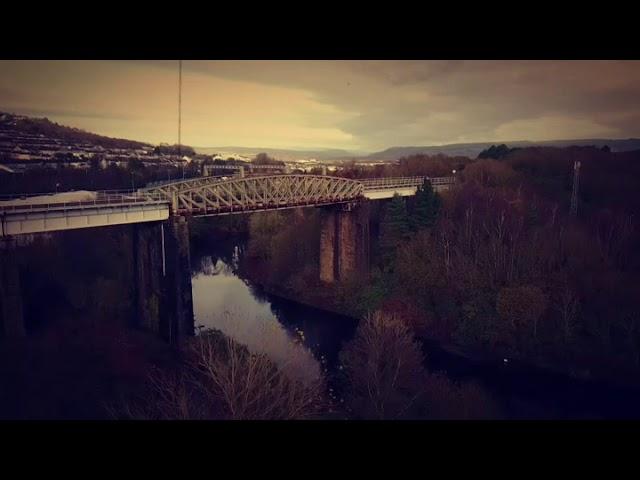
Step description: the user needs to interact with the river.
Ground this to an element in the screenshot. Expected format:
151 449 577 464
190 239 640 419
191 240 357 386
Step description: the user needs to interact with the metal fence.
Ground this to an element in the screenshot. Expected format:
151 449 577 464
359 176 455 190
144 177 226 189
0 190 168 213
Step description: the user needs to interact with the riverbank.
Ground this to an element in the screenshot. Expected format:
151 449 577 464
238 255 360 318
187 231 640 418
237 256 640 411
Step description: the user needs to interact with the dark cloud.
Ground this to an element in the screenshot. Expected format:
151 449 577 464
1 60 639 150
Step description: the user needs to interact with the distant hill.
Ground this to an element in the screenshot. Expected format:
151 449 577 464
0 111 151 150
198 139 640 163
195 146 362 162
363 139 640 161
364 143 494 160
4 110 638 163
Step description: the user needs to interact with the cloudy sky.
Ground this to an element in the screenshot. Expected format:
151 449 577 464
1 60 639 153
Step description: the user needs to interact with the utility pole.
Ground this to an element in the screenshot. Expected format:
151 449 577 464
178 59 182 158
570 160 581 217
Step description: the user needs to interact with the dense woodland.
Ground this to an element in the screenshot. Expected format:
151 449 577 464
3 144 640 419
336 153 470 179
243 146 640 388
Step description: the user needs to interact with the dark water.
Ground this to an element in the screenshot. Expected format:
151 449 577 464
190 240 640 419
422 340 640 419
191 241 357 384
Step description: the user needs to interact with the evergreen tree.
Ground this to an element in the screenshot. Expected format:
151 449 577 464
380 194 411 254
478 144 512 160
411 179 441 230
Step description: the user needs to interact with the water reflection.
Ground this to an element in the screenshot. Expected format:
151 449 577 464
191 251 356 384
189 242 640 419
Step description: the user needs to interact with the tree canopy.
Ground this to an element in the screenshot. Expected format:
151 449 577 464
411 178 441 230
380 193 411 255
477 144 517 160
252 153 285 166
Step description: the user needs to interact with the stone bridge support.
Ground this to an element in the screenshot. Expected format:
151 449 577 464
133 217 194 344
319 202 370 284
0 238 25 339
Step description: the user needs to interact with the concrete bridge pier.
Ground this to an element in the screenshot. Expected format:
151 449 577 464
133 217 194 344
162 216 194 343
319 202 370 284
0 238 25 339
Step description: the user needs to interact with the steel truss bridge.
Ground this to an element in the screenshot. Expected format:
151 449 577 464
1 175 454 235
141 174 455 216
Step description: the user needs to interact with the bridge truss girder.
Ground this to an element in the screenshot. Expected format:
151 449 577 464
171 175 364 216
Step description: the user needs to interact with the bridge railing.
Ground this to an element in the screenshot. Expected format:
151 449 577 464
144 176 227 189
359 176 455 190
429 176 456 185
0 190 168 214
0 188 165 200
1 175 457 215
204 163 287 170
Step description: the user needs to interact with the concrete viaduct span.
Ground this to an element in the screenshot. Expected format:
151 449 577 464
0 174 453 341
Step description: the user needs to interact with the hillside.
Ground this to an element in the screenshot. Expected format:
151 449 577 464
0 111 151 150
4 110 639 165
363 138 640 161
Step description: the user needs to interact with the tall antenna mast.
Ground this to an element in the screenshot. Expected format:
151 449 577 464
570 160 581 217
178 60 182 156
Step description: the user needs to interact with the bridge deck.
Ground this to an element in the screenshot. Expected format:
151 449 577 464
1 191 170 236
1 175 455 235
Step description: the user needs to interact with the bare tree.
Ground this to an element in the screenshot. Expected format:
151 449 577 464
555 283 580 343
111 328 326 420
107 366 210 420
339 311 426 419
497 285 548 341
189 331 326 420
